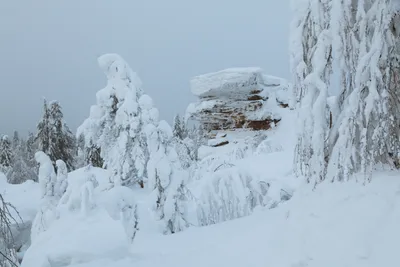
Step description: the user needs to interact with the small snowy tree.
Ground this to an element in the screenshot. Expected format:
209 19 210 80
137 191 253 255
35 100 76 170
35 99 51 155
172 114 187 140
77 105 104 168
7 134 36 184
0 136 14 179
35 151 56 198
26 132 38 175
48 101 76 170
11 131 20 151
55 160 68 199
31 151 58 242
145 117 190 234
85 142 103 168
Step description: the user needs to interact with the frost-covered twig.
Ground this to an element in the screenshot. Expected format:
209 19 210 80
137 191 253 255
0 194 21 267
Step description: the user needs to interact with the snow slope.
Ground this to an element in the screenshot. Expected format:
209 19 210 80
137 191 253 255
0 173 40 222
12 104 400 267
20 171 400 267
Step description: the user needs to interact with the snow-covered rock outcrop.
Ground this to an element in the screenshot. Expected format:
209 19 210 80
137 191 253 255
186 68 290 132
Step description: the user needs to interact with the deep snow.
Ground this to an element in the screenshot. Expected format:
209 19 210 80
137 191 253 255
10 171 400 267
3 105 400 267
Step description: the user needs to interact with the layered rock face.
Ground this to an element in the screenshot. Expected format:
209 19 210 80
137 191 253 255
186 68 289 132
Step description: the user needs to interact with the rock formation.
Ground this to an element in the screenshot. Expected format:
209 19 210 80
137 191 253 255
186 68 289 133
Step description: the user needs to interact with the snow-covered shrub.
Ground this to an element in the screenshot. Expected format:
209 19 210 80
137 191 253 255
196 166 271 226
31 152 58 242
145 118 191 234
98 185 139 243
55 160 68 199
35 152 56 198
255 139 283 155
0 135 13 180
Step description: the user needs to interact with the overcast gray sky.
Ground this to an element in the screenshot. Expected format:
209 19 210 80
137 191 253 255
0 0 290 135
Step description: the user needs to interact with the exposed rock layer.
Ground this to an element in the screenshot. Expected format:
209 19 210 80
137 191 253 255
186 68 290 132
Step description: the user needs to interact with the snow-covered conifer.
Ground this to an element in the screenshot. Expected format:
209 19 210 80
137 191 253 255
48 101 76 170
173 114 185 140
293 0 400 182
31 151 58 242
35 99 51 155
0 136 14 179
291 0 332 183
35 151 56 198
35 100 76 170
78 54 145 186
146 116 190 234
55 160 68 198
12 131 20 150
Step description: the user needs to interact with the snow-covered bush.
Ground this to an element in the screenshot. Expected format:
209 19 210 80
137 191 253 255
31 152 58 242
55 160 68 199
0 135 13 179
35 152 56 198
196 166 271 226
145 117 191 234
98 185 139 243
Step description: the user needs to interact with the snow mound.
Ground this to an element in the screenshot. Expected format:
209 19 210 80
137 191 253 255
22 166 140 267
0 173 40 221
190 67 264 97
29 171 400 267
22 210 130 267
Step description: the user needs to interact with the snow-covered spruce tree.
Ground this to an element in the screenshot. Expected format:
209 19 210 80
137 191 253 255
8 132 36 184
144 98 190 234
325 0 400 182
386 5 400 167
0 135 14 179
294 0 400 182
76 106 104 168
172 115 195 170
172 114 187 140
11 131 20 151
85 142 103 168
35 100 76 170
75 133 86 169
35 99 51 156
48 101 76 170
291 0 333 183
78 54 146 187
26 132 38 170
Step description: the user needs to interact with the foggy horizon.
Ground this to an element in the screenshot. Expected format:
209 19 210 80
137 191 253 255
0 0 290 136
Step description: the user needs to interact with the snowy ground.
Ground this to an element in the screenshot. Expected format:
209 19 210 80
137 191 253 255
14 171 400 267
4 108 400 266
0 173 40 222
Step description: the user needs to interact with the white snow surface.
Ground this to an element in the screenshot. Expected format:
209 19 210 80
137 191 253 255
190 67 290 99
5 101 400 266
17 170 400 267
190 67 264 97
0 173 40 222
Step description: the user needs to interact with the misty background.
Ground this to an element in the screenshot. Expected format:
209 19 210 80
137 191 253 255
0 0 290 135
